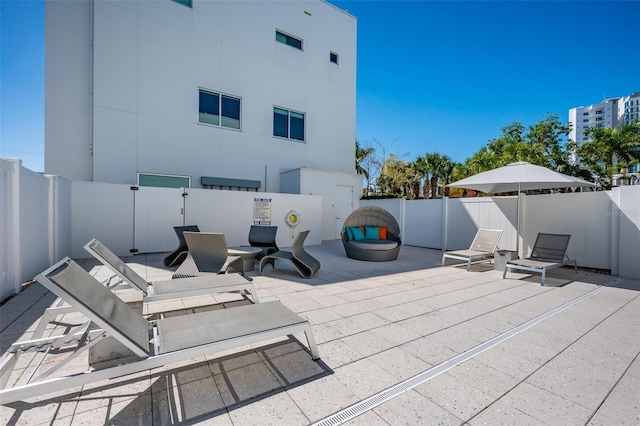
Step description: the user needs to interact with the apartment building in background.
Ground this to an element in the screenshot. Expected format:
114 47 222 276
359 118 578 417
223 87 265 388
569 92 640 185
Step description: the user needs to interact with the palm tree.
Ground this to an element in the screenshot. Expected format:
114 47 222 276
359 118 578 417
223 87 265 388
439 156 456 197
416 152 442 198
579 122 640 188
355 140 375 196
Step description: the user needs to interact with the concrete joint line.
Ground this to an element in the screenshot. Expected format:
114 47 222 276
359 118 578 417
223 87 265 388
312 278 624 426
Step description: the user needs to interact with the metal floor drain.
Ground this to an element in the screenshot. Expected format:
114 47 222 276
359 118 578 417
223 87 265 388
312 279 622 426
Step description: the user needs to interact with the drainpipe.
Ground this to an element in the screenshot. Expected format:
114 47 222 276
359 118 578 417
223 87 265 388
89 0 94 181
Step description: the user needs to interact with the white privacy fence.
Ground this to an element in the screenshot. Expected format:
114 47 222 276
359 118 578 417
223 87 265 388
2 157 639 302
1 158 322 301
363 185 640 278
70 181 322 260
1 159 71 300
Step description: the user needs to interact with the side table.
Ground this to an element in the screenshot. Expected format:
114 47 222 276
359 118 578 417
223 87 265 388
228 246 262 272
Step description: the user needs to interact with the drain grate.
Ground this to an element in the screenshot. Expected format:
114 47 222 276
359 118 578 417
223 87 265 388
312 279 622 426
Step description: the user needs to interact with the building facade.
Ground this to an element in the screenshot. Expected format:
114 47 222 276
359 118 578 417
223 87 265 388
45 0 359 193
568 92 640 185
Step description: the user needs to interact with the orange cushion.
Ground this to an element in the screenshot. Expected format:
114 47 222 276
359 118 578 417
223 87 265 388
378 226 388 240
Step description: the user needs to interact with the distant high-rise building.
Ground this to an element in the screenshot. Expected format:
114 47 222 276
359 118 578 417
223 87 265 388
620 92 640 126
569 98 618 146
568 92 640 185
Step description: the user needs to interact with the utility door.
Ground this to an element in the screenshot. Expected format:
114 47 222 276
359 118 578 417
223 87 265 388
133 186 185 253
335 185 354 239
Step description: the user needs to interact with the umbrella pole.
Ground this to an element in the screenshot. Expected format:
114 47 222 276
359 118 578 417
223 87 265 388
516 182 521 258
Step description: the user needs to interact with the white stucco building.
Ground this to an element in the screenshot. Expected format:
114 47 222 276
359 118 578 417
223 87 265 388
568 99 617 147
568 92 639 184
45 0 360 193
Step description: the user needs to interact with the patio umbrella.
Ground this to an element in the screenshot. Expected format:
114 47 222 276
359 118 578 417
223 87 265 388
447 161 595 256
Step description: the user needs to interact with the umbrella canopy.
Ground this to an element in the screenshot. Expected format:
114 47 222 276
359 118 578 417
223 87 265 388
448 161 594 194
447 162 595 257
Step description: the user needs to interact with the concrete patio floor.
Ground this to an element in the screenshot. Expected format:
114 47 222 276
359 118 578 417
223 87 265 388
0 240 638 425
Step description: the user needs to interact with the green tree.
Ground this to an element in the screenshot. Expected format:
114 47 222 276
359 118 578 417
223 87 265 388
460 114 575 182
376 154 407 197
578 122 640 188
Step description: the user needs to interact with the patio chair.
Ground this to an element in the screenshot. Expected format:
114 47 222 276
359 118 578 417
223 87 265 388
247 225 279 259
172 232 248 280
0 257 319 404
163 225 199 267
258 230 320 278
503 232 577 285
31 239 260 339
441 229 503 271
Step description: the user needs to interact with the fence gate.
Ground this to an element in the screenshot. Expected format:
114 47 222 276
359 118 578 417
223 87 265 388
133 186 185 254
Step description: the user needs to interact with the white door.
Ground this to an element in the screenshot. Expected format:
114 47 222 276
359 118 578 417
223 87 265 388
134 187 185 253
335 185 354 239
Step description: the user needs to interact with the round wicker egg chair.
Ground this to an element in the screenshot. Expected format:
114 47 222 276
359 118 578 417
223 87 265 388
341 206 401 261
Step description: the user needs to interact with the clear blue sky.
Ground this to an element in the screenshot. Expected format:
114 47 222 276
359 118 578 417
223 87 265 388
1 1 639 172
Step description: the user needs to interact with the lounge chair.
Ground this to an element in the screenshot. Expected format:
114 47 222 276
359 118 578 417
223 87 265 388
259 230 320 278
85 239 258 303
172 232 248 279
0 258 319 404
163 225 200 267
441 229 503 271
30 239 260 339
503 233 577 285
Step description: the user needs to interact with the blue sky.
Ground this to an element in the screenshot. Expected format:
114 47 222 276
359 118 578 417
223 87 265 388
1 1 639 172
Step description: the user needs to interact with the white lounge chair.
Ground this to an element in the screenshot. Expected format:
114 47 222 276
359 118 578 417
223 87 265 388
0 257 319 404
503 232 577 285
442 229 503 271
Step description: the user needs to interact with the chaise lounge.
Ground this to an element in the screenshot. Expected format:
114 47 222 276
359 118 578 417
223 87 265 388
442 229 503 271
0 257 319 404
341 206 401 261
503 232 577 285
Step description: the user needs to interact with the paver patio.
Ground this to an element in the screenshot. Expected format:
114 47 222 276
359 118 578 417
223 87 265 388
0 241 638 425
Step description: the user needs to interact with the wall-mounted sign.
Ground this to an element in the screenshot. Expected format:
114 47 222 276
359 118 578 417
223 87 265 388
253 198 272 225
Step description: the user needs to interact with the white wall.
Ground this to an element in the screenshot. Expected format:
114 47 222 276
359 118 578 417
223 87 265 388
523 191 612 270
3 162 640 303
293 168 362 241
363 187 640 277
1 159 71 300
70 182 323 258
611 186 640 278
184 188 322 250
46 0 357 194
71 181 135 259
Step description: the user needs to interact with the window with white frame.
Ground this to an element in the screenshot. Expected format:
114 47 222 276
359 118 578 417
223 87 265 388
273 107 305 141
199 89 241 129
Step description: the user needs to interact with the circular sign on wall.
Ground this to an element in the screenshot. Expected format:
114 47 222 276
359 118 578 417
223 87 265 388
285 210 300 228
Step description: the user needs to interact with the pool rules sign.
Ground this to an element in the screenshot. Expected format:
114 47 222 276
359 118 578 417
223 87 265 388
253 198 272 225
